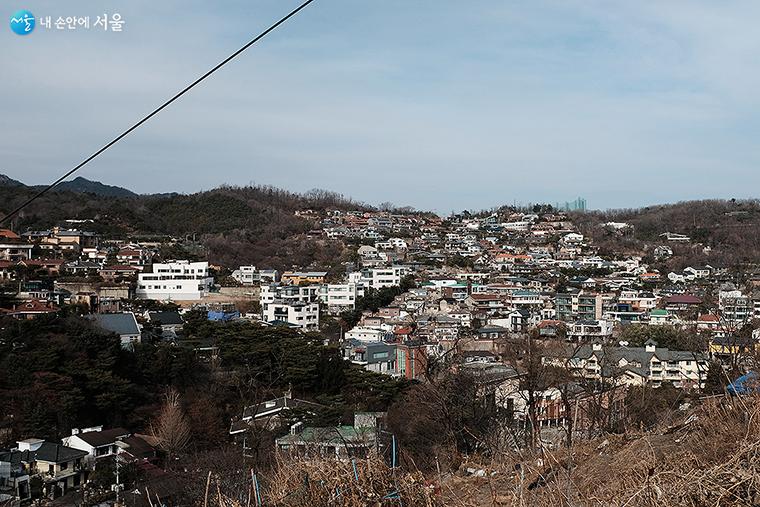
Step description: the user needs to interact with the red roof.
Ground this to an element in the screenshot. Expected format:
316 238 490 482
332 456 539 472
470 294 503 301
537 320 565 328
666 295 702 305
9 299 59 315
23 259 64 267
698 314 719 322
0 229 20 240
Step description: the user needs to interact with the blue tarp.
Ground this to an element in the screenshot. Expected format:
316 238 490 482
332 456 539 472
207 310 240 322
727 371 760 395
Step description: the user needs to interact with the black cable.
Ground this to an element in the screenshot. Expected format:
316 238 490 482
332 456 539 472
0 0 316 226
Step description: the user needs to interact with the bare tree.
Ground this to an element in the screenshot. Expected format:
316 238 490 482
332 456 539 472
152 389 192 466
500 334 555 448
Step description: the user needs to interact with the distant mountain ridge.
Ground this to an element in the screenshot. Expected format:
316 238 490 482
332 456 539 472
52 176 138 198
0 174 24 187
0 174 137 198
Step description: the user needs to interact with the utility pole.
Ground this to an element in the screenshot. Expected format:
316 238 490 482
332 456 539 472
114 452 122 506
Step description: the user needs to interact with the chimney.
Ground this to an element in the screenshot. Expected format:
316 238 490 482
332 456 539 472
592 343 602 351
71 428 80 435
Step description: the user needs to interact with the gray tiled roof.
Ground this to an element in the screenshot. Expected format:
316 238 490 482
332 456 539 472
75 427 130 447
147 311 183 326
90 313 139 336
565 344 706 371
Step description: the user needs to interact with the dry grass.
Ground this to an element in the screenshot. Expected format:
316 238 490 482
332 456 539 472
206 454 441 507
443 395 760 506
206 396 760 506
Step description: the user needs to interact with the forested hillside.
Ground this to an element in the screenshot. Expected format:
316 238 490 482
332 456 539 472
0 313 406 451
0 176 366 269
573 199 760 270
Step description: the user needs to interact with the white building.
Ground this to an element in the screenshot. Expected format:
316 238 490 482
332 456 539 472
567 319 614 342
350 266 409 289
231 265 260 285
0 241 33 261
136 261 213 300
318 283 364 313
375 238 408 250
345 326 389 342
260 283 320 330
61 426 130 461
260 284 319 305
262 301 319 331
719 289 752 322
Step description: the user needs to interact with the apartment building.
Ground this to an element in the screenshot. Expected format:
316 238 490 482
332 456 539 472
555 292 603 321
550 341 708 389
719 290 752 322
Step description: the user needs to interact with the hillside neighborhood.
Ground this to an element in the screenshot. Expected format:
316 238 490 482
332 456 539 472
2 180 760 505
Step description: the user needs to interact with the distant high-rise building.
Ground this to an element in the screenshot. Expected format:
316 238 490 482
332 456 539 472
556 197 587 212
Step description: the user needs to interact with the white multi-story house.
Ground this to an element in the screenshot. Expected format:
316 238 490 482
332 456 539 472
567 319 614 342
719 290 752 322
231 265 260 285
260 284 319 305
684 266 711 279
0 241 33 261
318 283 364 313
506 290 542 310
260 284 320 331
370 267 406 288
261 301 319 331
136 261 213 300
374 238 407 250
618 290 658 311
345 326 389 342
350 266 409 289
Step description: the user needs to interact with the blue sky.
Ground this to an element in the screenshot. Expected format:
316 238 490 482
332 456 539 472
3 1 760 212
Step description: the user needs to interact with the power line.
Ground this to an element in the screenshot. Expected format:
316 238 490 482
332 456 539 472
0 0 316 226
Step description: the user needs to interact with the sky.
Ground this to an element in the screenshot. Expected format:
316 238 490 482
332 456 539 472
3 1 760 213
